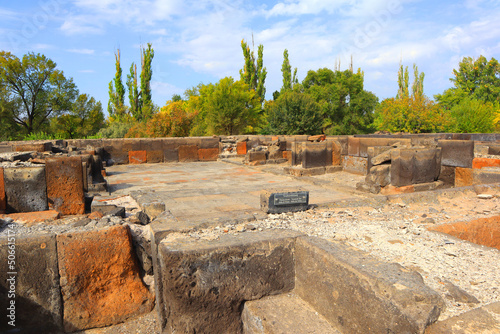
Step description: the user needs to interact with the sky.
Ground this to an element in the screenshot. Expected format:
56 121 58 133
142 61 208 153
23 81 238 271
1 0 499 113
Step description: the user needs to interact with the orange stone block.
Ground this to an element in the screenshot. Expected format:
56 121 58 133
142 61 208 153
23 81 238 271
101 169 107 178
308 134 326 142
146 150 163 163
45 157 85 215
57 225 154 332
178 145 199 162
0 167 5 214
129 150 147 164
283 151 292 164
380 184 415 195
428 216 500 250
271 136 279 141
332 141 342 166
455 167 473 187
15 142 52 152
198 148 219 161
236 141 247 155
0 210 60 224
472 157 500 169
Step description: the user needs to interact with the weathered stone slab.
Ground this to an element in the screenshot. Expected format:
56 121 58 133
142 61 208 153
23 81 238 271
57 225 154 332
368 146 394 167
488 145 500 156
473 167 500 185
347 137 360 156
0 210 60 223
198 147 219 161
46 157 85 215
295 236 444 334
343 155 368 175
0 167 5 213
242 294 341 334
302 142 328 168
178 145 199 162
391 148 441 187
366 165 391 187
455 167 473 187
248 151 267 162
157 230 300 334
260 188 309 213
0 233 63 333
102 139 128 165
146 150 163 163
359 137 410 157
438 165 456 188
438 140 474 168
332 140 342 166
291 141 303 166
282 150 292 164
15 142 52 152
426 302 500 334
4 166 48 213
236 141 247 155
472 157 500 169
129 150 147 164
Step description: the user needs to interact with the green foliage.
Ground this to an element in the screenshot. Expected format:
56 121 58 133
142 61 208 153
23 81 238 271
0 51 78 135
239 39 267 103
108 49 127 120
281 49 298 92
302 68 378 135
139 43 155 120
23 131 64 141
436 56 500 109
52 94 105 139
97 121 134 138
126 63 139 118
375 95 448 133
264 90 323 135
447 97 499 133
195 77 262 135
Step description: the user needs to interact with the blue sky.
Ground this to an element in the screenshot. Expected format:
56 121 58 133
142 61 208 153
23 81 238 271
1 0 499 113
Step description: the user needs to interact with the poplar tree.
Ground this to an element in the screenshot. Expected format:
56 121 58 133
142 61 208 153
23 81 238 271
139 43 154 120
108 49 126 120
126 63 139 118
239 39 267 103
281 49 298 92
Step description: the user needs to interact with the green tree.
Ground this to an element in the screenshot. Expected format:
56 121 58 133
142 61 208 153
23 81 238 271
302 67 378 135
281 49 298 92
436 56 500 109
108 49 127 120
198 77 262 135
126 63 139 118
239 39 267 103
52 94 105 139
264 90 322 135
0 51 77 135
448 97 499 133
139 43 155 120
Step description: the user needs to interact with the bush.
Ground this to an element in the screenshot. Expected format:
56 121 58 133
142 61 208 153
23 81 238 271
97 121 134 138
448 97 499 133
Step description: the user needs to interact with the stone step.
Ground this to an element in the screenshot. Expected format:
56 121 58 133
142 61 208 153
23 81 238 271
242 293 342 334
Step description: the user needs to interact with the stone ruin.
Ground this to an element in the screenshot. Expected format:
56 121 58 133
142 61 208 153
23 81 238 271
0 133 499 333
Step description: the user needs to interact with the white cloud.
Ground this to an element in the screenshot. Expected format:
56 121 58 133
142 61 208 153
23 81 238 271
67 48 95 55
79 69 95 73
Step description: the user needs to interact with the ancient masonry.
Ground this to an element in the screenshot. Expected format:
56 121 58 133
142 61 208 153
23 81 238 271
0 133 499 333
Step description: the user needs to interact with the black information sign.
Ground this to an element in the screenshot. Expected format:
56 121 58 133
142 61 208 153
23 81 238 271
273 191 308 206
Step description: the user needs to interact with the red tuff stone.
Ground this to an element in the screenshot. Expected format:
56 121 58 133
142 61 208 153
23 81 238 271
282 151 292 164
57 225 154 332
472 158 500 169
45 157 85 215
0 210 60 224
15 142 52 152
198 148 219 161
129 150 147 164
455 167 473 187
0 168 5 213
428 216 500 250
146 150 163 163
307 134 326 142
178 145 199 162
237 141 247 155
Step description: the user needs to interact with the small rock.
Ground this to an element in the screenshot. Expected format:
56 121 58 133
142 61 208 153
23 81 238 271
244 224 257 230
424 218 436 224
134 211 150 225
235 225 246 233
477 194 493 199
444 281 480 304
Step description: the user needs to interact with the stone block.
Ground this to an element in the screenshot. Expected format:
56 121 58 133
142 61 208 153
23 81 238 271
57 225 154 332
295 236 444 334
438 165 456 188
342 155 368 175
307 134 326 142
236 141 247 155
0 210 60 224
247 151 267 162
473 157 500 169
368 146 394 168
359 137 410 158
196 136 220 149
122 138 142 153
242 294 341 334
178 145 199 162
0 234 63 333
163 148 178 162
425 302 500 334
157 230 299 334
438 140 474 168
455 167 473 187
102 139 128 165
4 166 48 213
282 151 292 164
46 157 85 215
291 141 303 166
260 188 309 213
391 148 441 187
198 148 219 161
488 145 500 156
302 142 328 169
15 142 52 152
332 140 342 166
0 167 5 213
146 150 163 163
473 167 500 185
0 144 12 153
140 138 163 151
347 137 360 156
366 165 391 187
129 150 147 164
